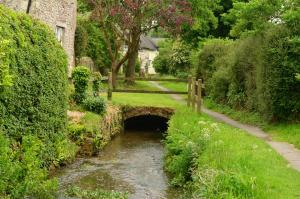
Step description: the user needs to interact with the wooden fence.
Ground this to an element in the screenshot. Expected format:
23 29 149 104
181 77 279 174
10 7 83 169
107 72 203 113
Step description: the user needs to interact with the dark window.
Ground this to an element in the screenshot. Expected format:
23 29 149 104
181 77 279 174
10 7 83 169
55 26 65 45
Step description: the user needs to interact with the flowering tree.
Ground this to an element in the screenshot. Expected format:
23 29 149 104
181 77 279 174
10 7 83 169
89 0 192 87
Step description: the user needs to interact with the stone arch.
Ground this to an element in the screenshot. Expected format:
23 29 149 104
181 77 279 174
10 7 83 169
122 106 175 121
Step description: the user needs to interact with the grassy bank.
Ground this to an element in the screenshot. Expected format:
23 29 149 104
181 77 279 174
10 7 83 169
165 107 300 198
204 98 300 149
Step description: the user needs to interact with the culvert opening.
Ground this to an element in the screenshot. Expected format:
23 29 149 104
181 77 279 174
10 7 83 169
124 115 169 133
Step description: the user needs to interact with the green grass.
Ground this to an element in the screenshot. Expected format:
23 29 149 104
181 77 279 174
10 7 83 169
104 93 183 108
157 81 187 92
165 107 300 198
100 80 184 108
204 98 300 149
204 98 267 127
265 124 300 150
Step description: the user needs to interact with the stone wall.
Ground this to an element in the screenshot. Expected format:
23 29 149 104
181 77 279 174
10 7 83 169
0 0 77 75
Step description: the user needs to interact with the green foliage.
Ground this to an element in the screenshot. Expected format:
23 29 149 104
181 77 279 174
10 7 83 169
0 134 58 198
67 123 87 145
75 18 111 72
77 0 93 14
195 25 300 121
92 72 102 96
0 34 13 90
83 96 107 115
204 98 300 149
0 7 77 198
66 186 128 199
165 107 300 198
224 0 283 37
72 66 91 103
154 39 192 77
0 5 70 152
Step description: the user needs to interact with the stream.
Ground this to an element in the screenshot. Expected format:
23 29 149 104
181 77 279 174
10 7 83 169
57 129 181 199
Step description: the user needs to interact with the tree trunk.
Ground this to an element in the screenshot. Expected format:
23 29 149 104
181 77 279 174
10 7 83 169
111 61 118 89
125 49 138 85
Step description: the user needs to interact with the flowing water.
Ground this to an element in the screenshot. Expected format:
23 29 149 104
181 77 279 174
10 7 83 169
57 129 181 199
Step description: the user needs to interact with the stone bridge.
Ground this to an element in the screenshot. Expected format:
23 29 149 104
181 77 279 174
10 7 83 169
122 106 175 121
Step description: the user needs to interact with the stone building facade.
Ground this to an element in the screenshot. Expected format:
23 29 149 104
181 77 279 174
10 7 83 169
0 0 77 75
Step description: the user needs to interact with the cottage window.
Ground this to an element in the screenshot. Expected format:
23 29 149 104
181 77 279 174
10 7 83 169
55 26 65 45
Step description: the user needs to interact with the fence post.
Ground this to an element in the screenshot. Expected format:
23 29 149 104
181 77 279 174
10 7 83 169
107 72 112 101
191 77 196 110
197 79 202 113
187 75 192 107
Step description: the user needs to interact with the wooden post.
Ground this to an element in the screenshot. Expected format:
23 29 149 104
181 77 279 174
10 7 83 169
191 77 196 110
197 79 202 113
107 72 112 101
187 75 192 107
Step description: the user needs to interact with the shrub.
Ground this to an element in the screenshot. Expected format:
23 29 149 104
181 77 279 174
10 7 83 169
196 25 300 121
0 134 58 198
83 96 107 115
0 6 77 198
67 123 87 144
72 66 91 103
92 72 102 96
0 5 68 143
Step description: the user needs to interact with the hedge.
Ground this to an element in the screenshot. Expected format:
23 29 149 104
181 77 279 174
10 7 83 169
0 5 68 140
0 5 77 198
195 25 300 121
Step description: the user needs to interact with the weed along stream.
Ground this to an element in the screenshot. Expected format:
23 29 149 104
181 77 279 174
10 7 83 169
57 115 181 199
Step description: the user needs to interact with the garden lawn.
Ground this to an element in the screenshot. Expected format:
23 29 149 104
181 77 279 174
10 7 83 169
157 81 187 92
204 98 300 149
165 107 300 199
101 80 184 108
107 93 182 108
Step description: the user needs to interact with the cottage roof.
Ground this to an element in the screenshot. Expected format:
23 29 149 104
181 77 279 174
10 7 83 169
140 35 158 51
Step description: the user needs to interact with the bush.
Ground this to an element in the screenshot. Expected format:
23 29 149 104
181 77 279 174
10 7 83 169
0 6 77 198
0 134 58 198
196 25 300 121
153 39 192 77
72 66 91 103
67 123 86 144
0 5 68 144
83 96 107 115
92 72 102 96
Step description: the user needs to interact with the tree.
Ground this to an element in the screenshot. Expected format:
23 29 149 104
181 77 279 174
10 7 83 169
89 0 192 87
223 0 284 37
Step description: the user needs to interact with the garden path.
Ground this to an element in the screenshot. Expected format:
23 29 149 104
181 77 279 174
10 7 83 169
149 81 300 172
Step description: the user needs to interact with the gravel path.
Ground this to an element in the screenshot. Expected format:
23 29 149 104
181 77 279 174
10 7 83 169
150 81 300 171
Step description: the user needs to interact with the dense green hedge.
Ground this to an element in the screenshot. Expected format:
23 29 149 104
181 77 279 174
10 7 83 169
195 25 300 121
0 6 68 139
0 6 77 198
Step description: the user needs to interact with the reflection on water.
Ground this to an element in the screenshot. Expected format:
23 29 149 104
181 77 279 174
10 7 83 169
57 130 182 199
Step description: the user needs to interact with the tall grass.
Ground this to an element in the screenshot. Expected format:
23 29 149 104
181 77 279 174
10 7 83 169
165 107 300 198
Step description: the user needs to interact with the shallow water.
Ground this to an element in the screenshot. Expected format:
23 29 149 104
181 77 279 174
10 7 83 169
57 130 181 199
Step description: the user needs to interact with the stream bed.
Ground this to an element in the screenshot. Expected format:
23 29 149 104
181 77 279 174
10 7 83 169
57 130 181 199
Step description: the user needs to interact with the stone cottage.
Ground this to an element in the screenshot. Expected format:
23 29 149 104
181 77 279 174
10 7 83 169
139 36 164 75
0 0 77 75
